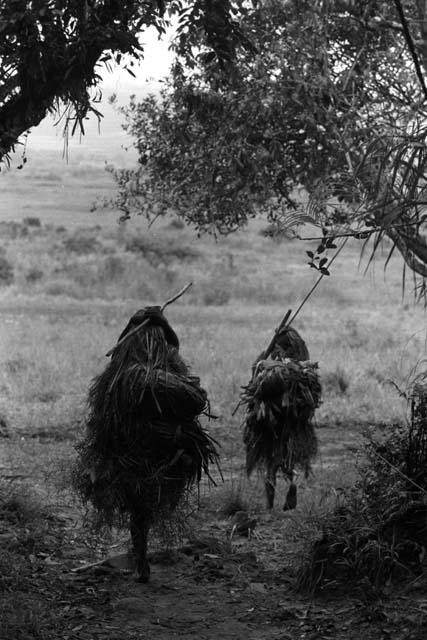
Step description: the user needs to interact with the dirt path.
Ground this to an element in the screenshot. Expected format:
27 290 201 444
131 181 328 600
2 481 427 640
2 431 427 640
62 549 427 640
112 562 279 640
63 514 427 640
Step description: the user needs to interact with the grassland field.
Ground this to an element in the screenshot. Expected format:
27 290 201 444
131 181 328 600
1 98 427 639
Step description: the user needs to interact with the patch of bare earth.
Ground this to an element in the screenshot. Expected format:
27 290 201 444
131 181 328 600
101 509 426 640
25 511 424 640
2 419 427 640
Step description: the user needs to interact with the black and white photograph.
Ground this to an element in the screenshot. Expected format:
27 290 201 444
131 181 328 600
1 2 427 638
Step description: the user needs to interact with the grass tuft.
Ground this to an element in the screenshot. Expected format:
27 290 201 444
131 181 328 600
322 366 350 395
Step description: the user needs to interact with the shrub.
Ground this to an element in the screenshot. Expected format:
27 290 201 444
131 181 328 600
299 381 427 595
101 255 125 281
22 216 41 227
44 279 81 298
0 255 14 285
125 235 199 265
168 217 185 230
5 358 27 375
63 234 101 254
0 484 65 638
25 268 44 283
34 390 60 403
322 367 350 395
0 221 28 239
203 285 231 306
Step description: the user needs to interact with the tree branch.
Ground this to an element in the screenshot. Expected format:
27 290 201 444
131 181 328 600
415 0 427 72
394 0 427 99
387 227 427 277
0 42 105 157
0 2 147 160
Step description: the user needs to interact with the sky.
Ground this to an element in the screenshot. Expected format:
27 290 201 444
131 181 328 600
100 26 175 92
25 27 175 158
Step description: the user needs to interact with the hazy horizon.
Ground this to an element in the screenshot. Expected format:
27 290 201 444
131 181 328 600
0 28 176 225
12 25 174 162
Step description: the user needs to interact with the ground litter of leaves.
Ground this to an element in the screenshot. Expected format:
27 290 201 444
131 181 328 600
2 496 427 640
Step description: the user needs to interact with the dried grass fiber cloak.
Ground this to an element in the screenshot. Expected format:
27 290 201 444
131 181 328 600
242 327 321 477
73 306 219 530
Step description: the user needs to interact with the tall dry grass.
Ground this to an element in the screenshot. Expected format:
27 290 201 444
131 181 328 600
1 216 425 485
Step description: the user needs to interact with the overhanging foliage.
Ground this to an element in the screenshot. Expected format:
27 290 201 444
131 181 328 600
109 0 427 287
0 0 248 162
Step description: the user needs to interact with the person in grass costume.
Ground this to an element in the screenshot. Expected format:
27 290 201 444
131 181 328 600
243 325 321 511
74 306 219 582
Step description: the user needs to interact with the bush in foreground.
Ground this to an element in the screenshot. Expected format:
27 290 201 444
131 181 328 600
299 381 427 595
0 484 62 638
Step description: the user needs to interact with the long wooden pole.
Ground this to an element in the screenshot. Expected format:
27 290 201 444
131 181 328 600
263 308 292 360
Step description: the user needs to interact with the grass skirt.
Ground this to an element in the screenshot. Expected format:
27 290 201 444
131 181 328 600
73 321 219 531
242 357 321 476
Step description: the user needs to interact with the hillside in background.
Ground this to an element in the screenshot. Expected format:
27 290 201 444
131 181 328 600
0 22 173 226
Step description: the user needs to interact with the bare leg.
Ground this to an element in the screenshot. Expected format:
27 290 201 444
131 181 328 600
265 463 279 509
283 469 297 511
130 514 151 582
